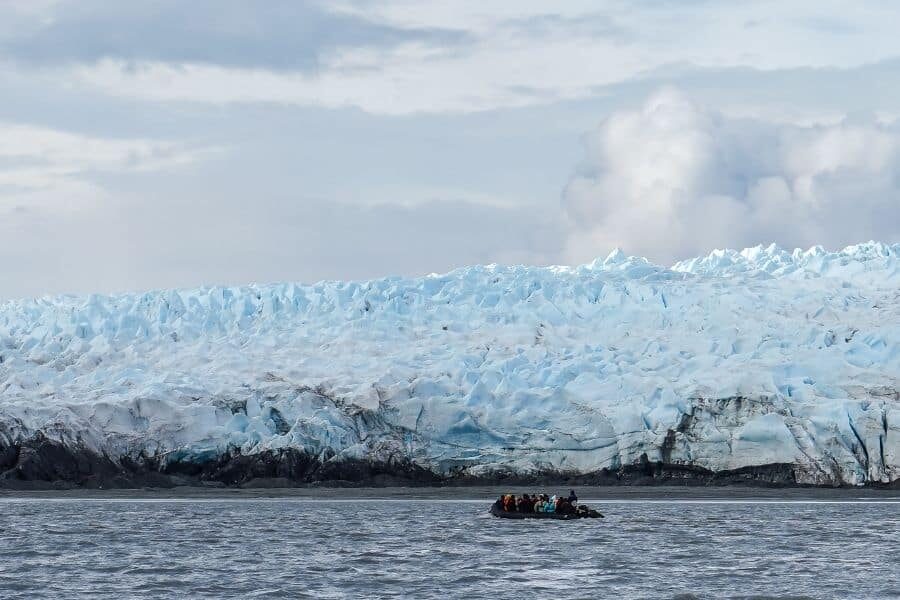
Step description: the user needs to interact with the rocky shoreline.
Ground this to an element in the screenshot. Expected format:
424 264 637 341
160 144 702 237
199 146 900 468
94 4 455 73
3 436 897 490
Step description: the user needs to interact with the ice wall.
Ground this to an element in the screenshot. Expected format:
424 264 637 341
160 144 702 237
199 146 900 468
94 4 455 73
1 242 898 485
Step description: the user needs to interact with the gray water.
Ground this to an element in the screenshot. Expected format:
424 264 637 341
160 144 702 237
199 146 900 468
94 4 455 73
1 495 898 599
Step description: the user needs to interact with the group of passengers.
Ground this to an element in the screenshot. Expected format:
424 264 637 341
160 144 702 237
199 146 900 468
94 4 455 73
494 490 580 514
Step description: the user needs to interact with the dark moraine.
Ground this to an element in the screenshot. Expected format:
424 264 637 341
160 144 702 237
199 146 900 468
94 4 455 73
4 433 897 490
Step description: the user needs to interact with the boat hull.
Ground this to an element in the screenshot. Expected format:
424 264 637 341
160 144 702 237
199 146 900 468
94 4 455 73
489 505 602 519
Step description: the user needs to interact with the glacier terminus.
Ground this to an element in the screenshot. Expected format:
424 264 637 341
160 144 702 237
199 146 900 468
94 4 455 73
1 242 898 487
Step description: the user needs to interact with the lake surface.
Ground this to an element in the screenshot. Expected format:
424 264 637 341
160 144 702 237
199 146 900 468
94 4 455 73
1 491 898 599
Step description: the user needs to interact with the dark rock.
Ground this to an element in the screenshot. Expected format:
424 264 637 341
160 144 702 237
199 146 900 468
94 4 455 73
0 434 895 489
0 433 123 487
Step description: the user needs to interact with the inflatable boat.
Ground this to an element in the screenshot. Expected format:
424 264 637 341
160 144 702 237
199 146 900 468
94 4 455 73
490 505 603 519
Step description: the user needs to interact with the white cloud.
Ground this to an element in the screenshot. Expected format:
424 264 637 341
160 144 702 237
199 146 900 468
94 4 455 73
0 122 225 248
0 122 218 171
0 122 211 169
0 122 222 200
562 88 900 263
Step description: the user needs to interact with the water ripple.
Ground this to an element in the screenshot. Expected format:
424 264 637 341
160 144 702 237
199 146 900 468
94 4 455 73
0 499 896 599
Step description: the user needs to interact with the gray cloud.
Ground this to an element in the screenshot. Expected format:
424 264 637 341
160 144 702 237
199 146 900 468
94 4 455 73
0 0 467 71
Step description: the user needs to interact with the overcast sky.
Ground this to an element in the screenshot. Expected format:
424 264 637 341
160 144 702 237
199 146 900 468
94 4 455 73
2 1 900 298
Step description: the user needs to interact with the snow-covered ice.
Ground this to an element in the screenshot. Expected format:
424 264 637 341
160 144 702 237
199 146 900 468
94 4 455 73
1 241 898 485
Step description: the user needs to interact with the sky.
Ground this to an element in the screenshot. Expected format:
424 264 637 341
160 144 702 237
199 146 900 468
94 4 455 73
2 1 900 298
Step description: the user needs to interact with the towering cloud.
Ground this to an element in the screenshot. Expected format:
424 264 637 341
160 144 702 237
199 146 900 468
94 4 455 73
563 89 900 263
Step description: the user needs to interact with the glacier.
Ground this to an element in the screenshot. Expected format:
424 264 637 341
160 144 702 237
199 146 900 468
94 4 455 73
1 241 898 487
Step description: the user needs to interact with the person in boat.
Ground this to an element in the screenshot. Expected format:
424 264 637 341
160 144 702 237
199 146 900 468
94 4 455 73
517 494 531 513
503 494 516 512
559 496 577 514
568 490 578 505
544 495 557 513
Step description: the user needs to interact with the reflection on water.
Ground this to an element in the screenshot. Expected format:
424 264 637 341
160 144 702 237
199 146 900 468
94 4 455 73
0 497 897 599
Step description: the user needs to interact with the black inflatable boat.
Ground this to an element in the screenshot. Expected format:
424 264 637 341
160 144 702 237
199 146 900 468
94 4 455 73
490 505 603 520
